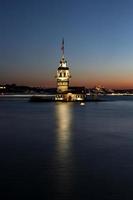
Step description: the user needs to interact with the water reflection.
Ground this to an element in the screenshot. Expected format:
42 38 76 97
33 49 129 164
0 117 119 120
56 103 73 155
54 103 74 198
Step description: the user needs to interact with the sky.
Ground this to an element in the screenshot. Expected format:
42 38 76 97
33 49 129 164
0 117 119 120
0 0 133 89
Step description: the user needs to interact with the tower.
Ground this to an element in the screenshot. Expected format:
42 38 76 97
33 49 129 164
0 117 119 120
56 39 71 93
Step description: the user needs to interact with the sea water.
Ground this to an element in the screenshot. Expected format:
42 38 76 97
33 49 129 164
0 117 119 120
0 97 133 199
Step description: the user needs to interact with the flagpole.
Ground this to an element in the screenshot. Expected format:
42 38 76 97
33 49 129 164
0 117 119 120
61 38 64 58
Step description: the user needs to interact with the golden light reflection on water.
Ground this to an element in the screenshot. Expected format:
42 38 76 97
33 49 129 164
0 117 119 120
55 103 74 198
55 103 73 156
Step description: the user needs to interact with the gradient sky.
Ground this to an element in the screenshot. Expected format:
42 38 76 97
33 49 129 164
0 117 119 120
1 0 133 88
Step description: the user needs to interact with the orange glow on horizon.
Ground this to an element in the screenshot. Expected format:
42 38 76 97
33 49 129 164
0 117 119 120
6 71 133 89
6 79 133 89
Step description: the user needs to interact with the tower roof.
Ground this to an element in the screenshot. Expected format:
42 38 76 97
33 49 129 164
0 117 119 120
58 39 70 70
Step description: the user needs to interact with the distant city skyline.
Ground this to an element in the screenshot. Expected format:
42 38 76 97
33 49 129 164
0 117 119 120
1 0 133 89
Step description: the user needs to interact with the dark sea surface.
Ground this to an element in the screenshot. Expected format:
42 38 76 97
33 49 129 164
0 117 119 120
1 96 133 199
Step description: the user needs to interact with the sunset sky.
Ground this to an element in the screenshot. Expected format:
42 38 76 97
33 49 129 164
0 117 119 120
1 0 133 89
